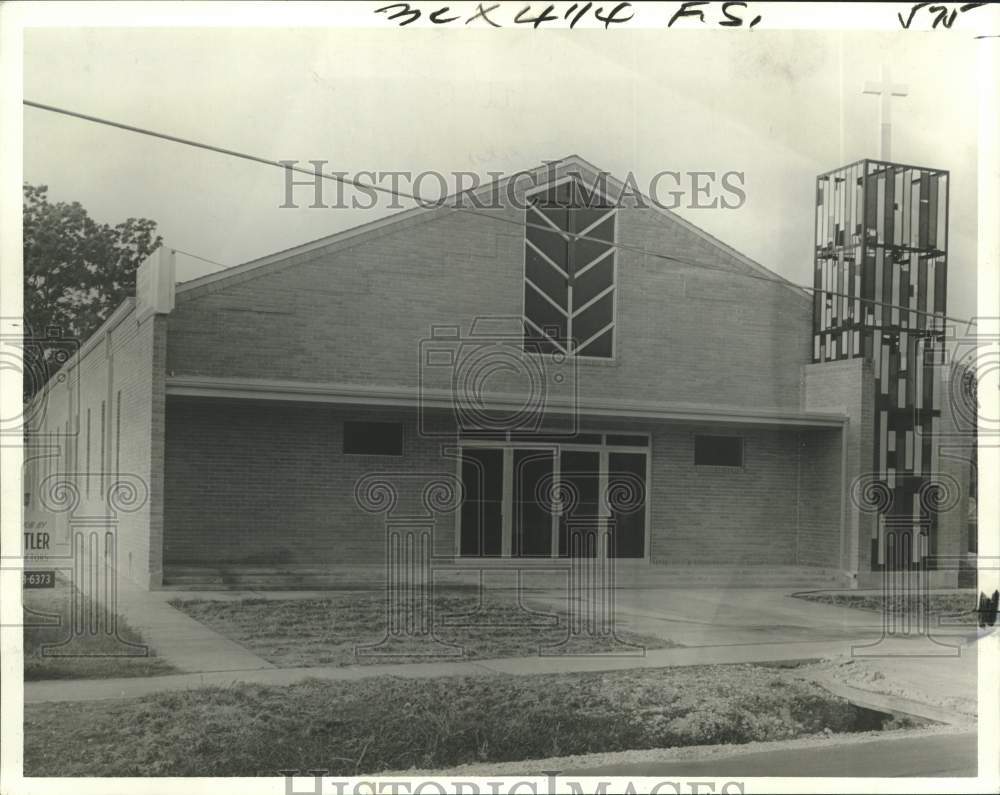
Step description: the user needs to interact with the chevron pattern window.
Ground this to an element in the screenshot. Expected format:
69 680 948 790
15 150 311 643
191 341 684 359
523 180 616 358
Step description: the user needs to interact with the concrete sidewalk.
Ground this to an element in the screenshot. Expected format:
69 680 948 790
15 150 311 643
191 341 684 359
154 585 972 650
534 587 901 646
113 578 274 673
799 644 980 724
22 635 960 705
543 588 982 653
38 583 974 722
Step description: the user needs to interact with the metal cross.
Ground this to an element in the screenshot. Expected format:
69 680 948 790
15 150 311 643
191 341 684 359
863 64 910 161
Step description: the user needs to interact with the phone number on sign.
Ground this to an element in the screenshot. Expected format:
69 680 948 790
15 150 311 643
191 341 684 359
22 570 55 588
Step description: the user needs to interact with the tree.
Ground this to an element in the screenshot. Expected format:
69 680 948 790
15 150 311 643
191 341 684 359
23 183 161 396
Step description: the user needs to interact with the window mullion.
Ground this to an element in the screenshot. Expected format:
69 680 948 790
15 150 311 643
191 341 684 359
567 206 576 352
523 181 615 359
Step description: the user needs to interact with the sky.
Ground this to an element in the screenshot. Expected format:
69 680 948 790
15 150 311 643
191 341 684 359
23 26 981 319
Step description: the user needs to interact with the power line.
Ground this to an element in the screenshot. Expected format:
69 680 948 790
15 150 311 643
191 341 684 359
169 247 228 272
23 99 437 205
24 98 976 329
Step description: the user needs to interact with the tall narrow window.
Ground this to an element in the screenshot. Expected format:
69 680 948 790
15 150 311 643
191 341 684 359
100 401 106 495
115 390 122 484
523 179 616 358
85 408 91 498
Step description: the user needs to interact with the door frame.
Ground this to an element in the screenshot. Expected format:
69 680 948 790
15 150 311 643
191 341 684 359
453 430 652 562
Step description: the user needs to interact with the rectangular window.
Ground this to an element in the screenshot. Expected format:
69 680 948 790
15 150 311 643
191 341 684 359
606 434 648 447
115 390 122 483
523 178 616 358
608 452 647 558
694 435 743 467
343 421 403 456
512 448 556 558
100 400 106 495
460 447 504 556
85 408 92 497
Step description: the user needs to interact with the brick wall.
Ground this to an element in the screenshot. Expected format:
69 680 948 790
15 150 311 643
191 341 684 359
23 302 167 588
649 424 800 565
160 168 825 572
795 428 843 568
163 400 460 565
933 364 976 587
167 187 812 412
802 358 875 580
163 401 807 569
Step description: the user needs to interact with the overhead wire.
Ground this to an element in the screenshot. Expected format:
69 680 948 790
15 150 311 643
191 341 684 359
23 99 977 329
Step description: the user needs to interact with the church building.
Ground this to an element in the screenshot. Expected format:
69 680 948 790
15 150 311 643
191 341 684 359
23 155 972 591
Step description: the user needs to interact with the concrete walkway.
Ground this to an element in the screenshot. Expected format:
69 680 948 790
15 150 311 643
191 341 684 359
798 643 980 724
22 635 966 705
533 587 962 647
113 578 274 673
155 585 974 649
28 583 978 725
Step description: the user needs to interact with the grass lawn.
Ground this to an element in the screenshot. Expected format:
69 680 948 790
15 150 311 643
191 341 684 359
23 664 920 776
794 590 979 618
170 590 677 667
24 575 176 681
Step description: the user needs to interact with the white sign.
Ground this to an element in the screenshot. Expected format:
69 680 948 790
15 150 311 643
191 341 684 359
136 247 176 322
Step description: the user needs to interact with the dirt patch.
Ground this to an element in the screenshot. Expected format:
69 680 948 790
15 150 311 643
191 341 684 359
793 590 978 619
24 664 925 776
169 590 678 667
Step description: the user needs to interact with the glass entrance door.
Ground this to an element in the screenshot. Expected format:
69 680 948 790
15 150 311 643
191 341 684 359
512 449 556 557
456 434 649 560
608 452 647 558
558 450 602 558
459 448 503 556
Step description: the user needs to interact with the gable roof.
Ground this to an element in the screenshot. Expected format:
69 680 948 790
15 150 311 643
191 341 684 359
177 155 808 303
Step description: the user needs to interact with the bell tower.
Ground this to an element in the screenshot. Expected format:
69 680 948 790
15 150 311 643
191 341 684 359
813 158 949 574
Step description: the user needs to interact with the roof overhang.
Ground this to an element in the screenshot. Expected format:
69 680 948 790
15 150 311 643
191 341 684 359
165 375 847 429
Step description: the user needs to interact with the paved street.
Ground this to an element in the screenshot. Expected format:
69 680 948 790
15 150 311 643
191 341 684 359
563 730 979 777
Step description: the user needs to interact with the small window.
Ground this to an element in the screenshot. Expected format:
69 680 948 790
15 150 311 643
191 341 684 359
694 435 743 467
343 421 403 456
606 434 648 447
